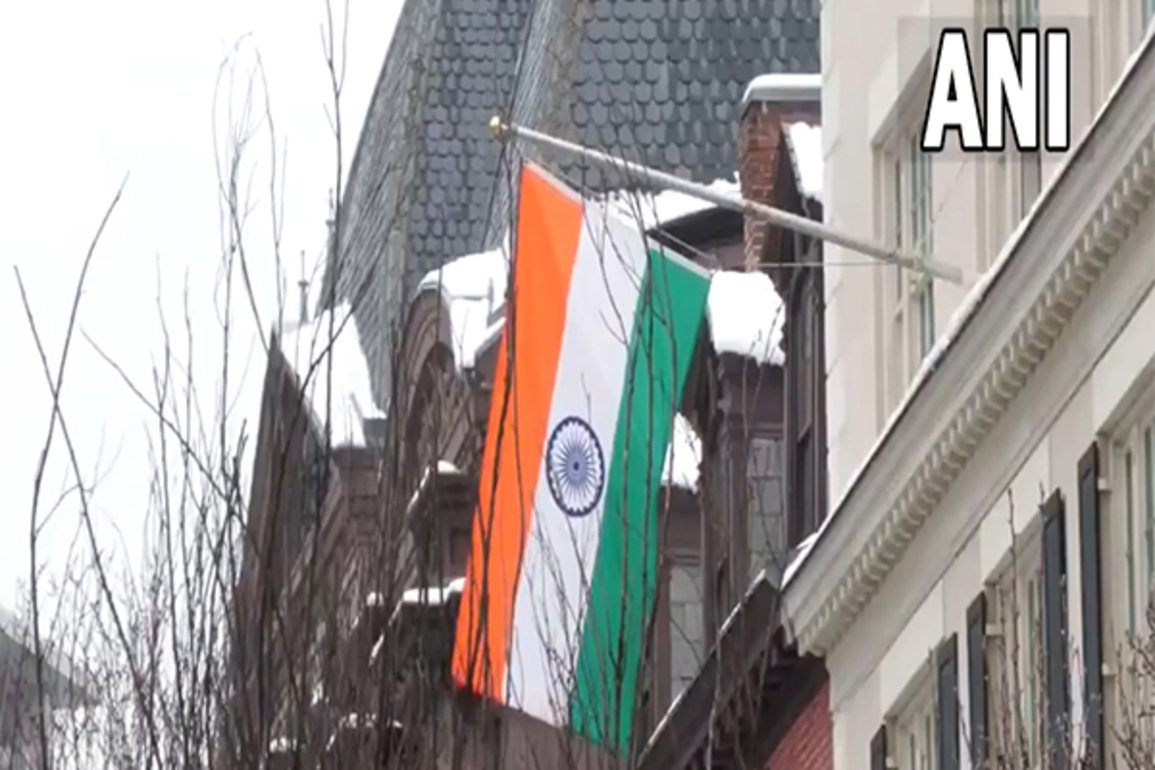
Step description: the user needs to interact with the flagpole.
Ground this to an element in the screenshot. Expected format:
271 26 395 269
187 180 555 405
489 116 965 286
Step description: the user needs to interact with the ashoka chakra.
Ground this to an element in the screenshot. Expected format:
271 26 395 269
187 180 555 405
545 416 606 517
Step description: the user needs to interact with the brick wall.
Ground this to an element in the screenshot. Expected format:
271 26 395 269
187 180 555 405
738 102 785 272
765 679 832 770
737 99 821 271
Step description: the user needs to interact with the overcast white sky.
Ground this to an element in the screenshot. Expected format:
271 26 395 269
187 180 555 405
0 0 402 612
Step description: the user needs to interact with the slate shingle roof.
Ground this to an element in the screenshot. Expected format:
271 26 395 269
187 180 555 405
409 1 531 272
328 0 819 407
563 0 819 188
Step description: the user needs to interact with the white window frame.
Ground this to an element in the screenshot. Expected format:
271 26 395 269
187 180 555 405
985 523 1045 770
1099 0 1152 105
890 667 939 770
986 0 1042 230
880 126 936 411
1099 386 1155 760
1110 390 1155 645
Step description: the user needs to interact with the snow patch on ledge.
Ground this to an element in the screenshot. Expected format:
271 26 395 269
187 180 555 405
418 246 509 371
785 122 823 203
707 271 785 366
278 301 385 448
364 577 465 621
399 577 466 607
662 414 701 490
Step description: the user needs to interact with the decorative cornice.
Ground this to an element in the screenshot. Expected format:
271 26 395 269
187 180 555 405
789 54 1155 656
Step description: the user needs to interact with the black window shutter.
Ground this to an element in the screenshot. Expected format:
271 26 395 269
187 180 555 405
1078 443 1104 770
966 593 988 770
937 634 960 770
1043 489 1070 770
871 725 888 770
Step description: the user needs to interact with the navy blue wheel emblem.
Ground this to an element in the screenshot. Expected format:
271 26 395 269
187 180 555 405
545 416 606 517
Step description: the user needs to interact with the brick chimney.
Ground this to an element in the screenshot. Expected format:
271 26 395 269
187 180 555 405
737 74 821 272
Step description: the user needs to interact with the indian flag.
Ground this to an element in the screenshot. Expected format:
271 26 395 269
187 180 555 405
451 163 710 753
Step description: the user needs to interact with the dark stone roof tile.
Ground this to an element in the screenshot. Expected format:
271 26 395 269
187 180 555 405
331 0 819 403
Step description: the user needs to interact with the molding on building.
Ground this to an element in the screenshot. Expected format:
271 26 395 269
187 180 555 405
786 47 1155 656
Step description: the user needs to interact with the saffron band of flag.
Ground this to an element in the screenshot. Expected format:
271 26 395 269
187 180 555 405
450 163 710 753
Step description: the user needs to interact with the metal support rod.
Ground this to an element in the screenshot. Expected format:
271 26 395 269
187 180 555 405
490 116 965 285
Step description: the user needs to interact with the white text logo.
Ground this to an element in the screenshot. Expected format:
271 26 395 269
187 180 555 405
921 27 1071 153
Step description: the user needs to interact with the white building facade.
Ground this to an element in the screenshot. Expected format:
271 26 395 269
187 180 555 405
784 1 1155 770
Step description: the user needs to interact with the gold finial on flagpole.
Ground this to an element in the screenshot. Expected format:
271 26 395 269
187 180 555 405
489 114 511 143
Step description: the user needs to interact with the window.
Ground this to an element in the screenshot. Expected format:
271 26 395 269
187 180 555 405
1096 402 1155 769
1147 426 1154 590
985 531 1045 770
990 0 1043 227
882 134 936 406
1116 411 1155 642
668 562 703 704
785 235 826 549
747 434 785 582
894 673 938 770
1145 0 1155 31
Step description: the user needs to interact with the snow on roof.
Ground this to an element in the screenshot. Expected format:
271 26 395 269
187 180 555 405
278 301 385 448
367 578 466 662
742 73 821 108
707 270 785 366
325 714 402 752
417 246 508 371
785 122 823 203
781 531 819 585
604 177 742 231
782 23 1155 592
662 413 701 490
399 577 465 607
365 576 466 630
268 736 298 753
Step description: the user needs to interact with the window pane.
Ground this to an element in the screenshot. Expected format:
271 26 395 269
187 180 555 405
910 138 927 255
925 710 935 770
799 283 814 426
920 283 936 357
1018 0 1038 27
747 436 785 580
894 158 904 251
1147 428 1154 595
797 431 814 540
1026 573 1041 765
1021 153 1041 216
668 563 703 703
919 141 933 253
1128 450 1137 637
